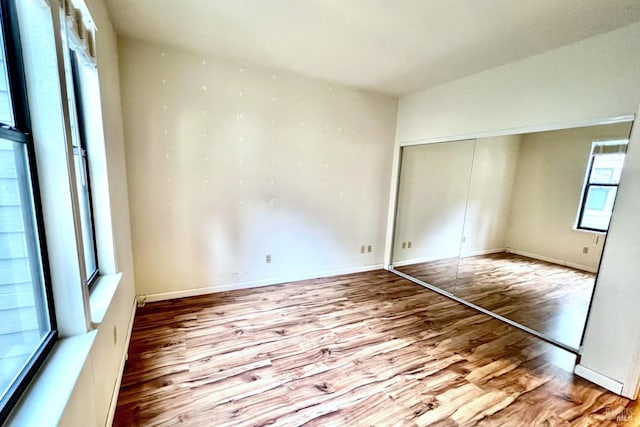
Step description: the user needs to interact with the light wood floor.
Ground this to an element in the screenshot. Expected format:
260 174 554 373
113 270 638 426
396 253 595 349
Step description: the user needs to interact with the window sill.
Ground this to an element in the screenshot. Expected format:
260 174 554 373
5 331 97 427
574 227 608 235
89 272 123 325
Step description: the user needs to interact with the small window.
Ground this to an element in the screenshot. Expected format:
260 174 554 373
576 142 627 232
67 50 99 286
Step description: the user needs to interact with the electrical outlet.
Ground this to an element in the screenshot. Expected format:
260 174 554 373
367 245 372 253
360 245 366 254
266 254 271 263
582 247 589 254
113 325 118 345
407 241 412 249
402 242 406 249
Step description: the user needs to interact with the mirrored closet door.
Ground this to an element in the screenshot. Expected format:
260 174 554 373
393 139 475 294
391 120 634 351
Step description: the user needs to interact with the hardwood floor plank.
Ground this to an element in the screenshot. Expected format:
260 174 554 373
113 270 636 426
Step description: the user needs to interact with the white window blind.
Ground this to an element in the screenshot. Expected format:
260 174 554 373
61 0 96 64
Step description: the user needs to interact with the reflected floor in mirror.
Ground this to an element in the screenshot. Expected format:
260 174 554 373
395 257 460 294
397 252 594 349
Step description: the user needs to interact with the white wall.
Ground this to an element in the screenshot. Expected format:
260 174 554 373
505 123 632 272
461 135 520 257
393 140 475 264
118 38 398 298
396 24 640 143
580 105 640 396
390 22 640 396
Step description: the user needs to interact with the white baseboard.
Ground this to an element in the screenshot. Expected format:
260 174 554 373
391 248 596 273
460 248 506 258
506 248 597 273
105 298 137 427
574 364 623 395
392 248 506 267
138 264 385 303
393 256 451 267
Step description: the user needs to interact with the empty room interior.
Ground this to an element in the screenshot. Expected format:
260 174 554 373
2 0 640 426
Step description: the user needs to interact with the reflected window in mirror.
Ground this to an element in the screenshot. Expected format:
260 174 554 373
577 140 628 232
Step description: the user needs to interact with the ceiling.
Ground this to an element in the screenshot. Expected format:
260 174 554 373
103 0 640 96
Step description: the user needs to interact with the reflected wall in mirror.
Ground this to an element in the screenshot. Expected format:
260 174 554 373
392 121 633 351
393 139 475 293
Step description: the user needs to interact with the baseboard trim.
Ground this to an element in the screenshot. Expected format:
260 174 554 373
506 248 597 273
460 248 506 258
574 364 623 395
393 248 506 268
138 264 385 303
105 298 137 427
393 256 452 267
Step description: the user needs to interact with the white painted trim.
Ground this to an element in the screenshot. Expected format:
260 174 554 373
105 298 137 427
5 332 98 427
384 135 403 268
574 364 623 395
139 264 385 303
88 273 122 325
506 248 597 273
17 0 91 337
621 325 640 399
399 115 635 147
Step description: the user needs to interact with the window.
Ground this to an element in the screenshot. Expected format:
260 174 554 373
577 141 627 232
67 49 99 287
0 0 57 422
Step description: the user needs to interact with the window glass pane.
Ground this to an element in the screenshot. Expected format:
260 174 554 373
69 51 97 282
580 185 618 231
585 187 611 210
68 51 80 148
589 153 625 184
0 138 51 400
0 25 14 126
73 152 97 279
